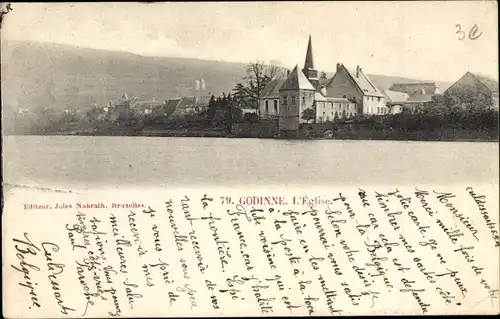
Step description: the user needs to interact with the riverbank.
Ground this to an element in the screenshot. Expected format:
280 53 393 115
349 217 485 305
12 128 499 142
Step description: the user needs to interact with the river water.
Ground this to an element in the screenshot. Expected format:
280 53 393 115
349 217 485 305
3 135 498 190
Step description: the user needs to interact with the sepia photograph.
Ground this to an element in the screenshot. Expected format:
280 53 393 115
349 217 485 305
1 2 499 317
2 1 498 189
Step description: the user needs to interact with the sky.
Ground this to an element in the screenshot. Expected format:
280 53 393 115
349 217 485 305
1 1 498 82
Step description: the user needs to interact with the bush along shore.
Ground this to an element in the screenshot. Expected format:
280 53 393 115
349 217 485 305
8 99 499 142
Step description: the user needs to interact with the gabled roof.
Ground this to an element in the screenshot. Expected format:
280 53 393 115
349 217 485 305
383 90 409 103
343 66 384 97
261 79 286 98
470 72 499 93
279 65 316 91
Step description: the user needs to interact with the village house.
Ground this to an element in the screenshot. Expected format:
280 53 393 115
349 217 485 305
130 97 165 116
387 82 438 113
444 71 499 110
325 63 387 115
382 90 409 114
316 88 356 123
171 95 211 117
404 90 436 113
107 92 166 121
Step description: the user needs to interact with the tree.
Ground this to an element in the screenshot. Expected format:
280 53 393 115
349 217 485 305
301 108 316 124
233 60 284 118
231 106 242 123
243 112 259 122
208 94 217 118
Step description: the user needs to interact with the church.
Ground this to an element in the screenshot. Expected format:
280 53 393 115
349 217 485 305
259 36 386 133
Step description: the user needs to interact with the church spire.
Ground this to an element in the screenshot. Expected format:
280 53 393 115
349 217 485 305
302 35 319 90
303 35 314 74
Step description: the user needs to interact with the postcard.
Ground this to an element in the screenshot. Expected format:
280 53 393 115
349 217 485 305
2 1 499 317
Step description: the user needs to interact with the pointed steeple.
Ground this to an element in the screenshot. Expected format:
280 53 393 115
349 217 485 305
302 35 319 90
303 35 314 74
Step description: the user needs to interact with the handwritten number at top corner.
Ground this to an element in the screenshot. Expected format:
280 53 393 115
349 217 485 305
455 24 466 40
456 24 483 41
468 24 483 40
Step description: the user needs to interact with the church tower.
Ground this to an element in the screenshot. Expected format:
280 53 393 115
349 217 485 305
302 35 319 90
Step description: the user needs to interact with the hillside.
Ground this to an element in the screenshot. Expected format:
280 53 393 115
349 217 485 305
1 40 247 113
1 40 452 114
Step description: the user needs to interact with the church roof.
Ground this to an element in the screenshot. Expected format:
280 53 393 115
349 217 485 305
344 66 384 97
279 65 316 91
302 35 315 75
261 79 287 98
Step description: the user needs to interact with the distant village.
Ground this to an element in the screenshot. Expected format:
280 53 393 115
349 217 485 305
11 35 499 139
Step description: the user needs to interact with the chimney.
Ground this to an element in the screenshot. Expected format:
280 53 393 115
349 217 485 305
336 63 341 71
356 65 361 77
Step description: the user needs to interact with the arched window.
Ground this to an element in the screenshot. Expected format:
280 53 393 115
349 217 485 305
291 96 296 105
283 96 287 106
273 100 278 113
265 100 269 113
